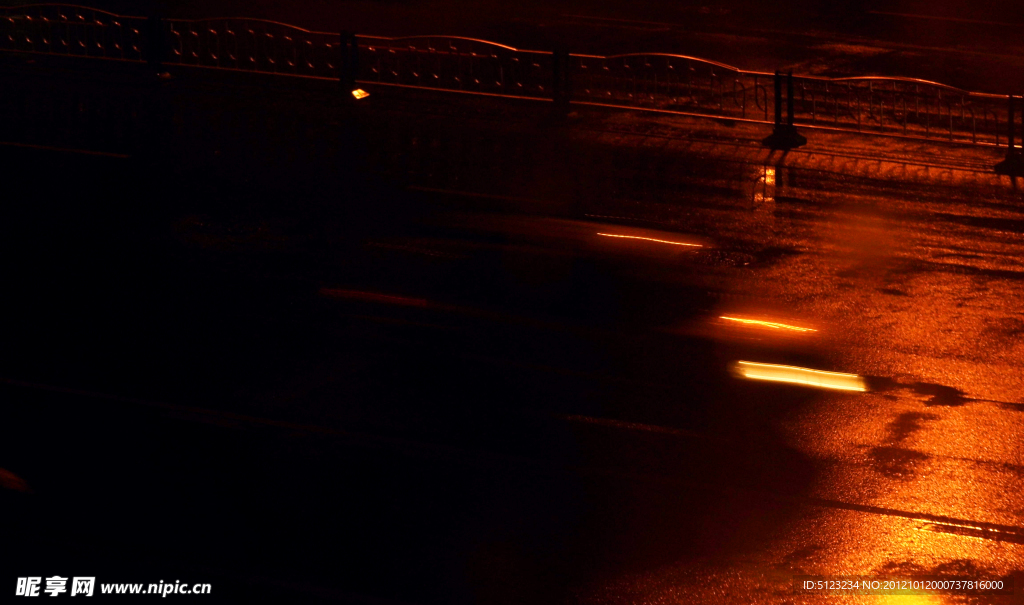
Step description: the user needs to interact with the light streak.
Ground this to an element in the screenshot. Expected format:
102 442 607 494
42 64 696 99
720 316 817 332
916 521 1024 542
320 288 428 307
596 233 702 247
733 361 866 392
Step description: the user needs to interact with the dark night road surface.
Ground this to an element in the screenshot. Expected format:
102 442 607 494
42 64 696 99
3 71 1024 603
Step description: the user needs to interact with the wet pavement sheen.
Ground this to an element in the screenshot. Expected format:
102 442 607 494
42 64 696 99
3 72 1024 604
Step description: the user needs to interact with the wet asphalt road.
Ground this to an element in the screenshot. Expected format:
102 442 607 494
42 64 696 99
3 73 1024 603
555 140 1024 603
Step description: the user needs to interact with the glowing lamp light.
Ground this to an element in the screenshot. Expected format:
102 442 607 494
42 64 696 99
351 88 370 100
732 361 866 392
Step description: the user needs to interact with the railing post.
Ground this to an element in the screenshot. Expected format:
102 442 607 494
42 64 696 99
996 95 1024 175
763 70 806 149
144 13 166 72
136 11 175 174
339 31 359 94
787 70 796 126
1009 95 1015 152
774 71 783 125
552 47 572 119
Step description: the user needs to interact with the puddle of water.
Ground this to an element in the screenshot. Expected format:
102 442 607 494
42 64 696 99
752 164 776 213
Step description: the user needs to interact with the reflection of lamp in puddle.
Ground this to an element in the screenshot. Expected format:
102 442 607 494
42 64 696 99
754 166 776 205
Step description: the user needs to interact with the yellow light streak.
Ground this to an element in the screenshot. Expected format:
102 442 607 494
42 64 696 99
733 361 866 392
720 316 816 332
351 88 370 100
881 596 941 605
596 233 702 247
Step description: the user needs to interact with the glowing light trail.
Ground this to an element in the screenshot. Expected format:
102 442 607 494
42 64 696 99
320 288 428 307
596 233 702 247
733 361 866 392
720 316 817 332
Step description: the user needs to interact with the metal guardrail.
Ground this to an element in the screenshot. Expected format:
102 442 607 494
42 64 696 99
2 4 1023 168
0 4 145 61
565 54 1009 148
162 17 340 79
356 35 554 99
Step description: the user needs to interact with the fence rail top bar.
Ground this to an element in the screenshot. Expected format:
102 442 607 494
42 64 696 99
794 73 1004 99
570 51 744 72
163 16 336 37
821 75 969 92
1 3 143 19
356 35 536 53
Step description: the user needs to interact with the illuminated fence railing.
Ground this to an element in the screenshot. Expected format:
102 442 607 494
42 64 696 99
2 4 1022 159
566 54 1009 146
569 53 762 118
789 76 1005 145
0 4 145 61
162 18 341 79
355 36 554 98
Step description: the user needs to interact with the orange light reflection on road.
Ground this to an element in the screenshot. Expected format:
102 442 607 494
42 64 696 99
734 361 866 392
720 315 816 332
596 233 702 247
881 597 942 605
320 288 428 307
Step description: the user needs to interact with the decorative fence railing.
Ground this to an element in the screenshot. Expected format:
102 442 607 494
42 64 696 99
566 54 1008 147
0 4 145 61
356 35 555 99
2 4 1022 170
569 53 749 116
162 17 341 78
